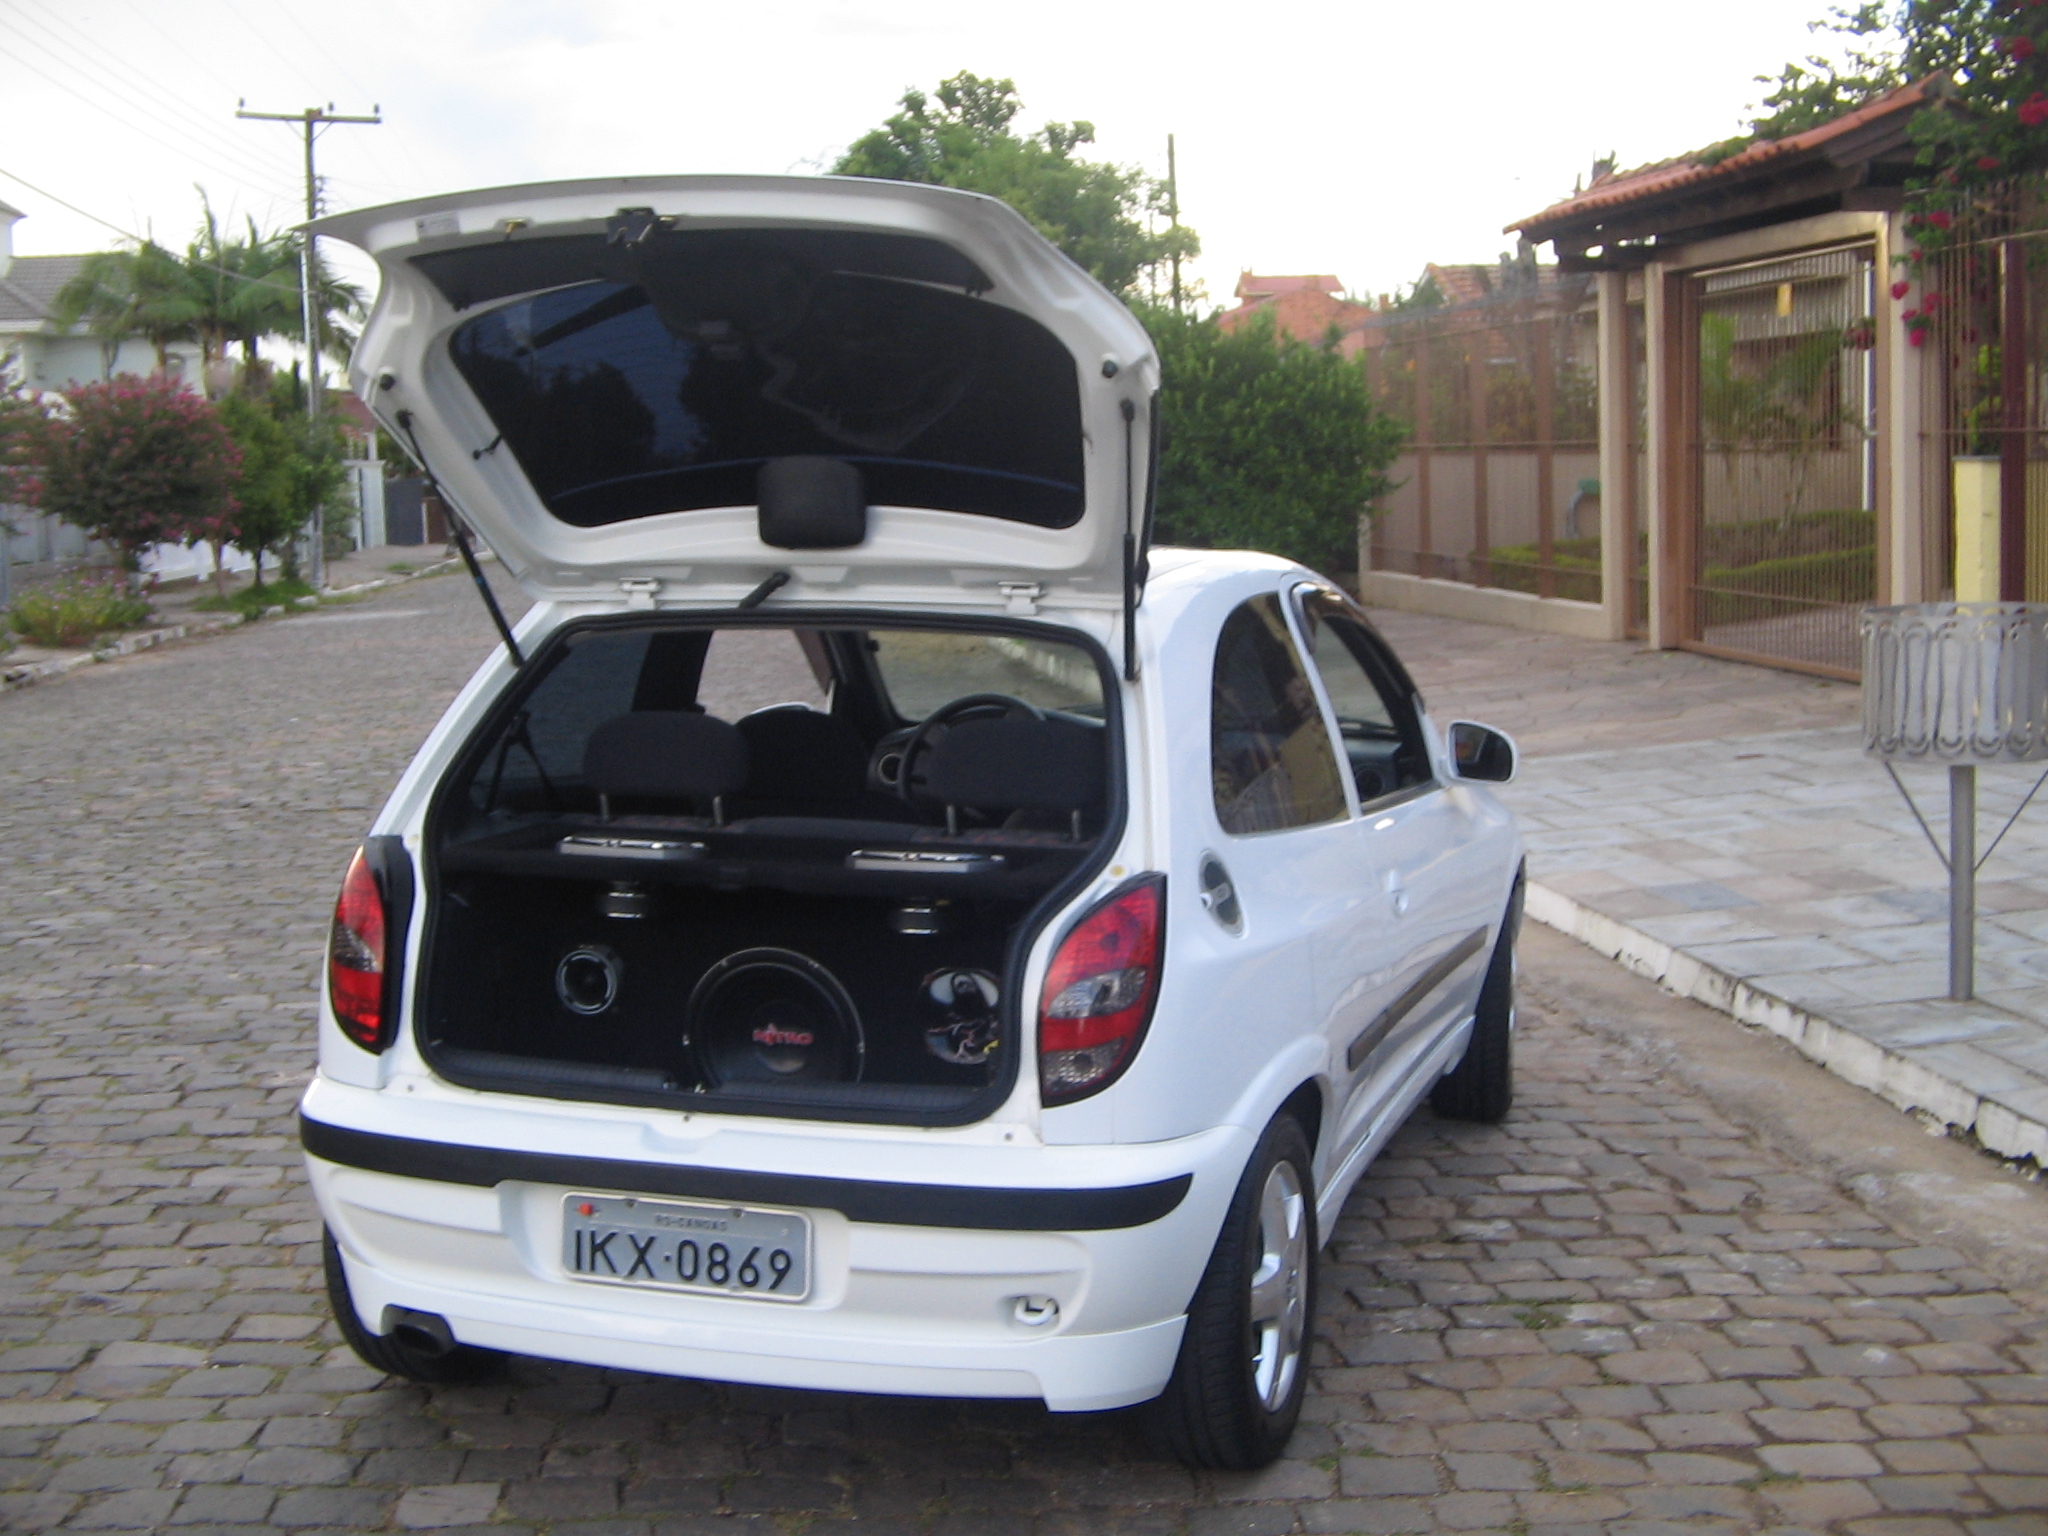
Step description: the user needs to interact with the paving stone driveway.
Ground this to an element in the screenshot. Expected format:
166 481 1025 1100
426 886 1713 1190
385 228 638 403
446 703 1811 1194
0 577 2044 1535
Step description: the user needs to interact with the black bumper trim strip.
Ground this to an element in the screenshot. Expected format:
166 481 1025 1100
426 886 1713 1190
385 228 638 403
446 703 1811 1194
300 1115 1191 1232
1346 926 1490 1073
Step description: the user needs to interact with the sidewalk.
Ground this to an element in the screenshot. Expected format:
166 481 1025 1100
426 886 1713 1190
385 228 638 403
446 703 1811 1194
2 543 457 692
1368 607 2048 1167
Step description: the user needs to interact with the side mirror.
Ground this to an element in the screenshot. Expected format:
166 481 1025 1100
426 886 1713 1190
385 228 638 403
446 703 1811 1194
1447 721 1517 784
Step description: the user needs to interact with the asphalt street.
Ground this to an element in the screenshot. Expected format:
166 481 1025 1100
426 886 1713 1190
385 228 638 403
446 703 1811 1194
0 571 2043 1536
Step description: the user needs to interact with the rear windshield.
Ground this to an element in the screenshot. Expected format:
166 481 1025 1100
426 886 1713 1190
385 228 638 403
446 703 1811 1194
448 244 1084 530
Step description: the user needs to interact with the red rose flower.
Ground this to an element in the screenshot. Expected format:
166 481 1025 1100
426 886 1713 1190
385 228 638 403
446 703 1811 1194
2008 34 2037 59
1980 155 2004 170
1892 279 1912 300
2019 92 2048 125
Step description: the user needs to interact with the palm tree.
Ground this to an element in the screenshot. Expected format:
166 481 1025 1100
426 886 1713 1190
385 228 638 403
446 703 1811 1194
185 196 300 391
52 241 202 375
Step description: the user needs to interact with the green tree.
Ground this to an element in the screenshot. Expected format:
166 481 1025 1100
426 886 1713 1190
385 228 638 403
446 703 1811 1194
213 377 349 588
833 72 1196 298
1707 3 2048 192
28 375 240 571
52 241 202 375
187 196 302 385
1138 307 1404 574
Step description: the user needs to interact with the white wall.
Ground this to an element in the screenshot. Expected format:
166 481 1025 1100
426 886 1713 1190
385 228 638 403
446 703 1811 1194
7 332 201 391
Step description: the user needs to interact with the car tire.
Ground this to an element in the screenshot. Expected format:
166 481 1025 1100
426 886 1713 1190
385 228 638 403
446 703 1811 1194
322 1229 502 1384
1429 871 1523 1124
1143 1112 1316 1469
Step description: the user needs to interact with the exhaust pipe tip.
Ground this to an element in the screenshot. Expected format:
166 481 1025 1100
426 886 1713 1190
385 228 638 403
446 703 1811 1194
379 1305 458 1358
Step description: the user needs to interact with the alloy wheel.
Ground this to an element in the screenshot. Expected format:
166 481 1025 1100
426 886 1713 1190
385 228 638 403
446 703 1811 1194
1247 1158 1308 1410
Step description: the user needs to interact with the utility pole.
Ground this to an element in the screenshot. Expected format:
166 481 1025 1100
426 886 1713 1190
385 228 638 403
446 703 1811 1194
237 100 381 586
1167 133 1182 316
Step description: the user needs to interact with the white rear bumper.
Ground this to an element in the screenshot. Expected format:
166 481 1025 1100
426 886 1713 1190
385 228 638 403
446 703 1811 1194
302 1079 1248 1411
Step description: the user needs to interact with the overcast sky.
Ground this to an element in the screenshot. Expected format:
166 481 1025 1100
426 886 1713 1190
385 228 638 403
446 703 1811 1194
4 0 1838 317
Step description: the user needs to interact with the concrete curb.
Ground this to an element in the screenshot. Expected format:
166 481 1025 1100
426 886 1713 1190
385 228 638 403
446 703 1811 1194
1527 879 2048 1166
0 555 462 695
1 612 246 691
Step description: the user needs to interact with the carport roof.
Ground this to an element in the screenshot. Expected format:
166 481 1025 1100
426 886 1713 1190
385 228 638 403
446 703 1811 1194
1509 77 1939 265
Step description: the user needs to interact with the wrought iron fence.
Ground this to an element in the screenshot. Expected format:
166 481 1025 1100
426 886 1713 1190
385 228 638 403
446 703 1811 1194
1686 245 1878 678
1916 177 2048 609
1361 272 1618 608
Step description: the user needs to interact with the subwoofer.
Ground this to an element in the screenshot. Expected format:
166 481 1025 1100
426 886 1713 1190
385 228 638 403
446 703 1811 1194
684 948 864 1087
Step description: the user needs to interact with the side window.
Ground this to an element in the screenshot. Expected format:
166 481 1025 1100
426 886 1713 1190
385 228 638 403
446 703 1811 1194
1298 592 1432 804
1210 594 1350 834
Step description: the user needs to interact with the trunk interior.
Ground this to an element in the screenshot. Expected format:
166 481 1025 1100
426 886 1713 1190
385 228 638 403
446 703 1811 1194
417 617 1115 1123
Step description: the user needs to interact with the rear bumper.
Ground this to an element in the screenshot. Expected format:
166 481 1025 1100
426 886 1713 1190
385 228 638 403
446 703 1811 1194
300 1083 1248 1411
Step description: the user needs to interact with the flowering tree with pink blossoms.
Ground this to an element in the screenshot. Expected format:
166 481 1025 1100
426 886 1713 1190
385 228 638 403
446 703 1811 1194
28 375 240 573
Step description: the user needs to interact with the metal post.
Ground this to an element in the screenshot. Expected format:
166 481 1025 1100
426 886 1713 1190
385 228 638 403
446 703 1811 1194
238 100 381 590
1950 763 1976 1001
2000 239 2028 604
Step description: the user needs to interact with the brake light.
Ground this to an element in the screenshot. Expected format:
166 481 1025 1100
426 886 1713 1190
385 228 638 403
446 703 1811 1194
1039 875 1164 1105
328 849 388 1051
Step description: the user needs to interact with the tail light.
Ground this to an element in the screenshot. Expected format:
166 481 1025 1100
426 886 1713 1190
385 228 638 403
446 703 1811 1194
328 849 389 1051
1039 875 1165 1105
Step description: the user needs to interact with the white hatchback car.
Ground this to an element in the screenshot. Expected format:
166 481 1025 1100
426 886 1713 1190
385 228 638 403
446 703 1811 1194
303 175 1525 1468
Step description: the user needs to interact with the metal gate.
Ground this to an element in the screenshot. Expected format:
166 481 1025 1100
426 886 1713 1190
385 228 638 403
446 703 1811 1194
1687 245 1878 678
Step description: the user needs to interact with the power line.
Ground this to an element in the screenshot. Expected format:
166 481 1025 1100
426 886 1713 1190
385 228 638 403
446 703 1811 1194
0 42 296 200
259 0 381 129
7 4 290 189
257 0 415 193
0 165 299 298
237 101 382 587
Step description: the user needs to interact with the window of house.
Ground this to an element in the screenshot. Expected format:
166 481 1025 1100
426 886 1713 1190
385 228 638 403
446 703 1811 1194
1210 594 1349 834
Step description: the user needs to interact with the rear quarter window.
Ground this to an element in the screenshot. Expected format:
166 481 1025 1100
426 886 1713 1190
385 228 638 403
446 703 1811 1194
1209 594 1349 835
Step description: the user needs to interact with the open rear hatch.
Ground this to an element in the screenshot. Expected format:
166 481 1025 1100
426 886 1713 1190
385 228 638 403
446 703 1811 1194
314 176 1158 612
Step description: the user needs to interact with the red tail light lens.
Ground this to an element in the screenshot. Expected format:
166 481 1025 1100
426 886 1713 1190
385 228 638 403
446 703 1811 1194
1039 875 1165 1105
328 849 389 1051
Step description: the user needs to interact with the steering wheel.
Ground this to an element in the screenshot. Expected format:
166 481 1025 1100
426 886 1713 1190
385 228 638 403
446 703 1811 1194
897 693 1044 807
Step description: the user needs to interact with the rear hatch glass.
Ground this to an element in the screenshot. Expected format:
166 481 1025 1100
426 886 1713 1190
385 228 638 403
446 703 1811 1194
445 233 1084 530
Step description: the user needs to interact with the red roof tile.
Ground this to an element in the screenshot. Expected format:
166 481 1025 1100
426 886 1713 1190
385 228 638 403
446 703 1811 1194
1508 76 1937 239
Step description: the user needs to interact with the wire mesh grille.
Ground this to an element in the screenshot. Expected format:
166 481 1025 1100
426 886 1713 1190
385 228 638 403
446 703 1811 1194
1688 244 1877 677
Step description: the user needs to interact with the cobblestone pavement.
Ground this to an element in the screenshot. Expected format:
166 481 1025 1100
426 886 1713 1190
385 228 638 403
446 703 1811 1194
1 577 2044 1535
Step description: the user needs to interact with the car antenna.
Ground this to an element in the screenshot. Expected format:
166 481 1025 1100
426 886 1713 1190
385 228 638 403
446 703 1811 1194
1120 397 1140 683
394 410 525 669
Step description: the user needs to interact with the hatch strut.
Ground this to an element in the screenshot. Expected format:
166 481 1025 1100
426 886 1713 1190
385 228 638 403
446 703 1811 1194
1120 398 1140 683
395 411 525 669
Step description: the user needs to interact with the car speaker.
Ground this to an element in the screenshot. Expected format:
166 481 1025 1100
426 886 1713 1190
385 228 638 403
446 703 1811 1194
556 945 623 1016
921 967 1001 1067
685 948 864 1087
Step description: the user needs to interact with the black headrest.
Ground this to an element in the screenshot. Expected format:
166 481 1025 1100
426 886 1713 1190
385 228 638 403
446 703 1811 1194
759 457 866 550
921 717 1104 812
584 712 748 801
735 706 868 803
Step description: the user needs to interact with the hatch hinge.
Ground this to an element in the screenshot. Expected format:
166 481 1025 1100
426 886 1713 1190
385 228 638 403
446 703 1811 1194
999 581 1044 616
619 577 663 610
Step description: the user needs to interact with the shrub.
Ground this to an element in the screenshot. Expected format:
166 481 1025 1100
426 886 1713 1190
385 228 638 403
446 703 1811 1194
27 376 240 569
9 575 153 648
190 575 317 618
1138 306 1404 575
1481 537 1604 604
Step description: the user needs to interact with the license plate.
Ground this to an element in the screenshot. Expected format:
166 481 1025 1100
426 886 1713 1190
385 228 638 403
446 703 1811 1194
561 1194 811 1302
